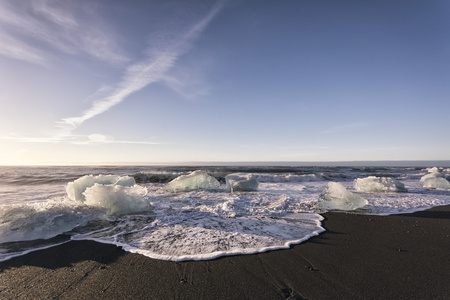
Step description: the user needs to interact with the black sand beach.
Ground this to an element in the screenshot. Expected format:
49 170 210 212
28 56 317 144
1 205 449 299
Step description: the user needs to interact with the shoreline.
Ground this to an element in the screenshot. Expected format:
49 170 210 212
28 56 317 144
1 205 449 299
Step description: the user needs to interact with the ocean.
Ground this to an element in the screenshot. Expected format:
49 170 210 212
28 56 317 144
1 164 449 262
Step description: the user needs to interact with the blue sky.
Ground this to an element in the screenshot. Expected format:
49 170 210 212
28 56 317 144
0 0 449 165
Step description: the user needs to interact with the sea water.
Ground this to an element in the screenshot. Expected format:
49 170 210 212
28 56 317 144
1 165 449 262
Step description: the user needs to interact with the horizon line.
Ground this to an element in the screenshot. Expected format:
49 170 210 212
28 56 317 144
1 160 450 167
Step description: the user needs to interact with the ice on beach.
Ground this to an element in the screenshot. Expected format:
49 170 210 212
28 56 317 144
84 184 150 215
66 175 149 215
3 165 450 263
66 175 136 202
354 176 407 193
420 167 450 189
161 170 220 192
420 167 445 182
225 173 259 192
423 177 450 189
317 182 368 211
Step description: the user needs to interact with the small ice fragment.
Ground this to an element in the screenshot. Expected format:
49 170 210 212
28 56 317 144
84 184 150 215
317 182 368 211
161 170 220 192
225 173 259 193
353 176 407 193
66 175 136 202
420 167 450 189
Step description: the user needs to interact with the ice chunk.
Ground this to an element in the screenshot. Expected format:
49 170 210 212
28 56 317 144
354 176 407 193
420 167 450 189
84 184 150 215
422 177 450 189
161 170 220 192
225 173 259 192
420 167 445 181
65 174 149 216
424 166 440 174
66 175 136 202
317 182 368 211
115 176 136 186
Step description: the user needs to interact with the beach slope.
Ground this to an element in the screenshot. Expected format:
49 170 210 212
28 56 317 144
1 205 449 299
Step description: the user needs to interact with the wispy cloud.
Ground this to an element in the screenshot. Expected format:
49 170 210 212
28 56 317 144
0 31 46 65
2 133 160 146
321 122 369 134
59 1 223 131
160 63 212 100
0 0 126 65
1 1 224 146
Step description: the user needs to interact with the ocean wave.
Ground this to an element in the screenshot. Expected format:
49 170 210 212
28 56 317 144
133 171 180 183
229 172 323 183
1 165 449 262
0 198 104 243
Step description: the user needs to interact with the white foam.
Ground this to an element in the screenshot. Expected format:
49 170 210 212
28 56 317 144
360 192 450 215
71 181 324 261
2 167 450 263
161 170 220 191
317 182 368 211
0 199 103 243
5 177 449 263
74 213 325 262
249 173 322 182
354 176 407 193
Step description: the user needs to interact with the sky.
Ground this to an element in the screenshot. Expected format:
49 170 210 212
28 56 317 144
0 0 449 165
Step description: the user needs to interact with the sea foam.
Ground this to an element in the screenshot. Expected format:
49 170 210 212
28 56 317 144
120 213 325 261
2 165 450 263
0 199 102 243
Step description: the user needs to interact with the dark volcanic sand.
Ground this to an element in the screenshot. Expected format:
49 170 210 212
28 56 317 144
1 205 449 299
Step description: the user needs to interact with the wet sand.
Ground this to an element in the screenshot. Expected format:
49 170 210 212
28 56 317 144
1 205 449 299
